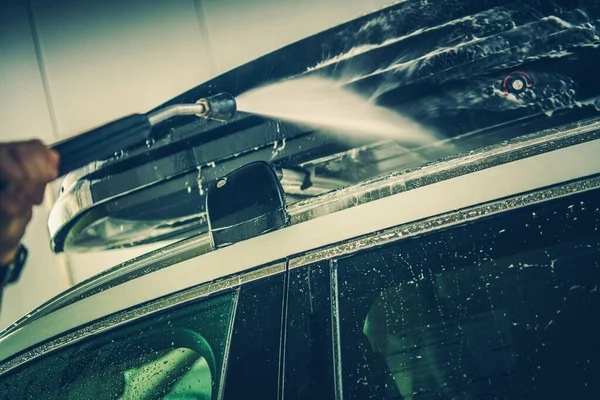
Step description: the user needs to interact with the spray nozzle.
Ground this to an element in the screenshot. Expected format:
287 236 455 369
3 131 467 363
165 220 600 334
195 93 237 121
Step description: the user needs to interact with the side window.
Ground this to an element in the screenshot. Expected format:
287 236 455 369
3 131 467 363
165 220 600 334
223 272 286 400
0 292 236 400
283 264 335 400
334 189 600 399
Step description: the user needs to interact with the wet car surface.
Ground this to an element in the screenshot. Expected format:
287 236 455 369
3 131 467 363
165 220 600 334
2 0 600 399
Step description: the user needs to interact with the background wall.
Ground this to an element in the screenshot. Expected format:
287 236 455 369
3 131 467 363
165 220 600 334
0 0 395 329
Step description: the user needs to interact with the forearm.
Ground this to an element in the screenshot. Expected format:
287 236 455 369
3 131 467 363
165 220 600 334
0 140 59 316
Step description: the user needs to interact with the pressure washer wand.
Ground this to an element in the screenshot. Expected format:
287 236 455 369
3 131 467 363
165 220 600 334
51 93 237 177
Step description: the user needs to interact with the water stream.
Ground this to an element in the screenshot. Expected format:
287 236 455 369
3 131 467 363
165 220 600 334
236 76 443 148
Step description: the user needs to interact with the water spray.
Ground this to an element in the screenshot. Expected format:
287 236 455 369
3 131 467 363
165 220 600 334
52 76 440 178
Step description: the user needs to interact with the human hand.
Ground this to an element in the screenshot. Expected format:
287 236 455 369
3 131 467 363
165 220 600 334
0 140 59 264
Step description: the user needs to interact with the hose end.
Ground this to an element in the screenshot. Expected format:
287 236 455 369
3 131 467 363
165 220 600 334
196 92 237 121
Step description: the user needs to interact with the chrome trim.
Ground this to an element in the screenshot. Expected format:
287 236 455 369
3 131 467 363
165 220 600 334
330 260 344 400
48 179 93 237
277 267 290 400
0 262 285 376
289 174 600 269
58 160 108 199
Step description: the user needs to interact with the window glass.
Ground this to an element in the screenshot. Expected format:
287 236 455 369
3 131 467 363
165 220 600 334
335 188 600 399
0 292 236 400
283 265 335 400
223 273 286 400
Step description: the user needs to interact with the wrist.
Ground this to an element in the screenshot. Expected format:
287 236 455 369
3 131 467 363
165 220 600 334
0 245 28 286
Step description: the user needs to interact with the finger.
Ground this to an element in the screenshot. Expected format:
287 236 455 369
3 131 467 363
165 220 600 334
31 182 46 205
47 148 60 179
11 140 57 183
27 140 47 180
25 140 50 181
33 141 59 182
0 146 25 182
9 141 37 180
21 206 33 225
5 183 34 210
0 188 29 218
11 181 44 206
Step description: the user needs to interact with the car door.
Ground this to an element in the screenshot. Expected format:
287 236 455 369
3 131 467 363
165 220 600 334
284 176 600 400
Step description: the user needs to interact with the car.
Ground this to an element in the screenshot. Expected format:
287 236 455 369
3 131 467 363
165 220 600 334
2 0 600 399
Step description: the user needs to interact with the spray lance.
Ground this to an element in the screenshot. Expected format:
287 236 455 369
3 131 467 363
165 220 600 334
51 93 237 177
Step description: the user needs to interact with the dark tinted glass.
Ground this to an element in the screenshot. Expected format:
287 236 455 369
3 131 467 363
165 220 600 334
223 273 286 400
335 187 600 399
283 264 335 400
0 293 236 400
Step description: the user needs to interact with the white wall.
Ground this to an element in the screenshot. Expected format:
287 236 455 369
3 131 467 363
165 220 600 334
0 0 396 328
32 0 217 138
0 1 54 140
0 1 69 330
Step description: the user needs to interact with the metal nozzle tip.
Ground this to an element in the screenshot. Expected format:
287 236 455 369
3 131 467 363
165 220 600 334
196 92 237 121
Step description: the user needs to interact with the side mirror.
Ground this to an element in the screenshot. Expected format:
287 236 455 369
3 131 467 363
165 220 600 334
206 162 289 249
